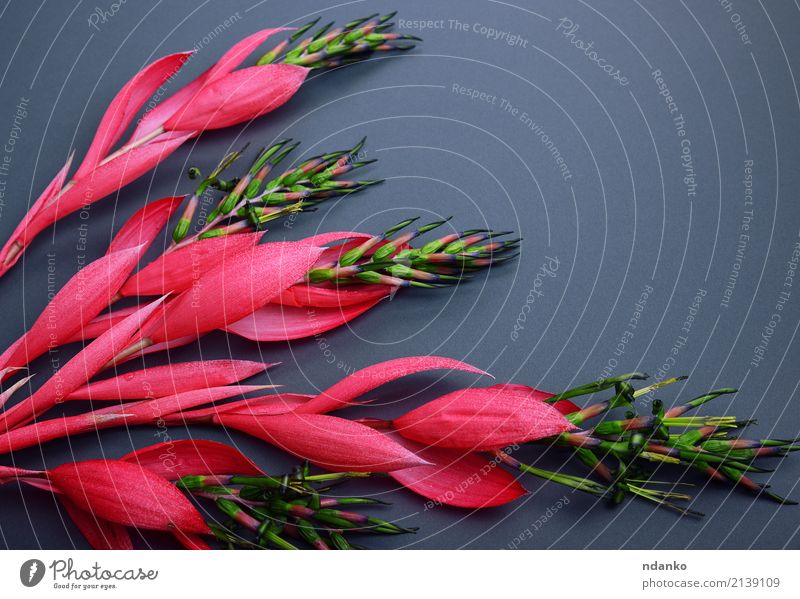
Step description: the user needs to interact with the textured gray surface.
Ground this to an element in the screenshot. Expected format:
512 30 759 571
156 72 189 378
0 0 799 549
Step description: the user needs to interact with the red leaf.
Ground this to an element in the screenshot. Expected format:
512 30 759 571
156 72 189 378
48 459 209 534
130 28 287 143
139 242 323 343
386 432 527 508
120 231 265 297
74 51 194 179
393 387 577 451
60 495 133 550
121 439 263 479
0 245 147 373
106 195 184 255
163 65 308 132
223 299 382 341
214 412 429 472
0 297 166 431
67 360 273 400
295 356 489 415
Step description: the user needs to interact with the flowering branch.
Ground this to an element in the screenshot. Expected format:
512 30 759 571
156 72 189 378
0 12 417 279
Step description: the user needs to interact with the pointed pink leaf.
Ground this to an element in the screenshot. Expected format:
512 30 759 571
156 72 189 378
295 356 489 415
0 297 166 431
67 360 272 400
130 29 287 143
121 439 263 479
0 245 145 372
140 242 323 343
29 131 193 237
120 231 265 296
176 393 312 423
106 195 184 255
214 412 429 472
393 387 577 451
60 495 134 550
74 51 194 179
163 65 309 132
386 432 527 508
224 299 382 342
49 459 210 534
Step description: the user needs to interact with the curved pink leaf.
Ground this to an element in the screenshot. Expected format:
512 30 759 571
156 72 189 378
0 297 166 431
393 387 577 451
295 356 490 415
60 495 133 550
173 532 210 550
67 359 273 400
121 439 263 479
0 245 145 373
130 29 287 143
163 65 309 132
120 231 265 296
223 299 382 341
386 432 527 508
49 460 210 534
139 242 323 343
29 131 193 238
215 412 429 472
75 51 194 180
106 195 184 255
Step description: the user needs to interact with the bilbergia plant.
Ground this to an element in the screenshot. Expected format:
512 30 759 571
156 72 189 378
0 12 418 278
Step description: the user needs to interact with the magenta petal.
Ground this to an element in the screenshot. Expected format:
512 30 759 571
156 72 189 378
274 283 391 308
295 356 489 415
223 299 382 341
106 195 184 255
67 359 272 400
121 439 263 479
386 432 527 508
214 412 429 472
74 51 193 179
163 65 309 132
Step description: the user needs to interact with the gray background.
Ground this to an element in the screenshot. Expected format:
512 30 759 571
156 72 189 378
0 0 798 549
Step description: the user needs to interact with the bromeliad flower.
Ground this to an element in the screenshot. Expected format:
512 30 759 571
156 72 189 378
0 12 418 279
